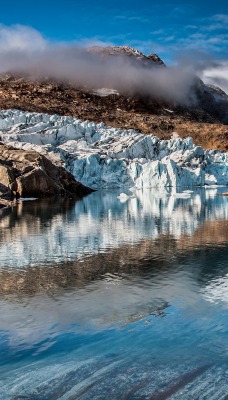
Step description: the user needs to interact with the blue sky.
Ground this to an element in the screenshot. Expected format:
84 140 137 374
0 0 228 62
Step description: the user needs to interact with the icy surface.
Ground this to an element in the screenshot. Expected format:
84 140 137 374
0 109 228 188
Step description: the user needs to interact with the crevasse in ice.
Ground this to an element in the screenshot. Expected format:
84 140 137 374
0 109 227 188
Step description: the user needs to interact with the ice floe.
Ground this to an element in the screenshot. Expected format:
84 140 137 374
117 192 130 202
0 109 227 189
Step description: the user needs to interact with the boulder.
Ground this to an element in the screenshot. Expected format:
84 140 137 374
0 144 93 199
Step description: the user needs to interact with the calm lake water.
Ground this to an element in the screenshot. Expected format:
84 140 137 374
0 188 227 399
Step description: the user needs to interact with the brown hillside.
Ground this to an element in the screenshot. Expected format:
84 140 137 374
0 75 227 151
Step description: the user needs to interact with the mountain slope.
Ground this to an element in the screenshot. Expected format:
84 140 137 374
0 46 227 151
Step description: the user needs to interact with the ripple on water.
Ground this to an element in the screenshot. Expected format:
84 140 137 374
0 189 227 399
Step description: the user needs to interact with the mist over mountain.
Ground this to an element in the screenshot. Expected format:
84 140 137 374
0 43 197 105
0 25 227 113
0 38 228 151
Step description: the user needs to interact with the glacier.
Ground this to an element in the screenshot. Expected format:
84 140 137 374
0 109 228 189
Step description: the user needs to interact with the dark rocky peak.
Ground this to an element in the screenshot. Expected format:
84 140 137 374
206 84 228 99
147 53 166 66
104 45 145 57
87 45 166 67
190 77 228 124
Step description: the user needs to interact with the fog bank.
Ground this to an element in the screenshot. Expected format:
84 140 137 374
0 24 227 105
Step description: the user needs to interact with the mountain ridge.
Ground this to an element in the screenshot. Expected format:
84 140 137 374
0 45 227 151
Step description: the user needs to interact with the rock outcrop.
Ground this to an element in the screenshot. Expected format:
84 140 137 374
0 110 227 189
0 142 93 201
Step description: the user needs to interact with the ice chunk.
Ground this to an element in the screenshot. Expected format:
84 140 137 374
117 193 129 202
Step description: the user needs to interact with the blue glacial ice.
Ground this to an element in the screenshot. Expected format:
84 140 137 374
0 109 228 188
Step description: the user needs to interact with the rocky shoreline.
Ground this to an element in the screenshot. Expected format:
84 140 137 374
0 142 93 208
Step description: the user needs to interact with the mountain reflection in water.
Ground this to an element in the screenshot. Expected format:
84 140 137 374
0 188 227 399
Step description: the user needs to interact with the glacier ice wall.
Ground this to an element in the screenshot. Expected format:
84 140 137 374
0 109 227 188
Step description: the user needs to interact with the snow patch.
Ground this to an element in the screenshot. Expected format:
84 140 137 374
93 88 119 96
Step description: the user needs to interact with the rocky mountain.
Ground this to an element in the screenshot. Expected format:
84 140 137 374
87 45 166 67
0 46 227 153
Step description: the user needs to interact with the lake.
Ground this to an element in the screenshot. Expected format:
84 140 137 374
0 188 227 399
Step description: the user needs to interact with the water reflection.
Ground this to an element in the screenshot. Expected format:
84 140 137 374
0 189 227 399
0 188 228 270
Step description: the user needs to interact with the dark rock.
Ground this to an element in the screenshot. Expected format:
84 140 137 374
0 183 14 208
0 182 13 200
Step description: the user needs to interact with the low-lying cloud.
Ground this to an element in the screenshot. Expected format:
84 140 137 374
202 61 228 94
0 24 227 105
0 24 47 52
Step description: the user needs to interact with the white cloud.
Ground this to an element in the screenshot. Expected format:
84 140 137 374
114 13 149 23
128 16 149 23
74 37 113 48
0 24 47 52
201 61 228 93
212 14 228 24
0 23 227 99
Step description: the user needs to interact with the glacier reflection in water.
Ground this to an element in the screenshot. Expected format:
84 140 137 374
0 187 228 269
0 188 227 399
